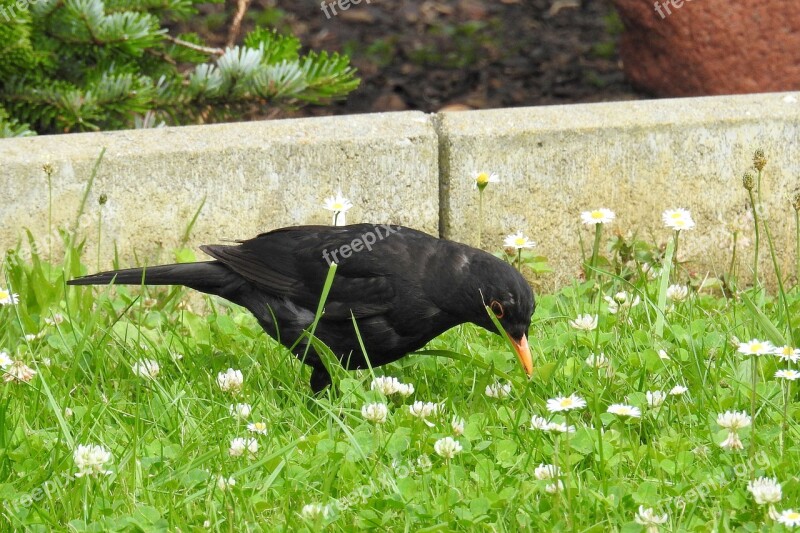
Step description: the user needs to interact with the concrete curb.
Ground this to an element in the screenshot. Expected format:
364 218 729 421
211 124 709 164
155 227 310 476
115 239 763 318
2 92 799 289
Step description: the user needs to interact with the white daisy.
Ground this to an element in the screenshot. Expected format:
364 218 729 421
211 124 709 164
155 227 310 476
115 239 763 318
569 314 597 331
322 192 353 226
474 171 499 190
247 421 268 435
775 369 800 381
777 509 800 527
503 231 536 250
773 345 800 363
0 351 13 369
607 404 641 418
546 394 587 413
580 208 615 226
434 436 462 459
73 444 112 477
747 477 782 505
0 287 19 305
738 339 775 356
662 208 696 231
361 402 388 424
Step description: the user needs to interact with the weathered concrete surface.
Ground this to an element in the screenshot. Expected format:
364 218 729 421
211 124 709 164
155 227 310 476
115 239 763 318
439 92 800 291
2 93 799 291
0 112 438 267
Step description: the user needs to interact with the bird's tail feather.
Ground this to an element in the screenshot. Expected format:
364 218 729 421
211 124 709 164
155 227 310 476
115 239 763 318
67 261 236 294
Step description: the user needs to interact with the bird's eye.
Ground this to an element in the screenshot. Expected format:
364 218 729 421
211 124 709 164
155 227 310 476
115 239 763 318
490 300 505 318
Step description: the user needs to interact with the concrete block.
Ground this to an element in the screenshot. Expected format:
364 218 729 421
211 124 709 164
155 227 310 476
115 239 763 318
0 112 439 267
438 92 800 290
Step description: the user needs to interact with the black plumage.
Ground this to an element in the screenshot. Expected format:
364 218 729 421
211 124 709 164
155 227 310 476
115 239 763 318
68 224 535 392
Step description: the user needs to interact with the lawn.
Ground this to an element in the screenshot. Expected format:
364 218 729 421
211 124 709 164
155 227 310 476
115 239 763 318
1 154 800 531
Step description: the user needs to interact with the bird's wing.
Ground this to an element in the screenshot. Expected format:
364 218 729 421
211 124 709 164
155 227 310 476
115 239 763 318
200 225 397 320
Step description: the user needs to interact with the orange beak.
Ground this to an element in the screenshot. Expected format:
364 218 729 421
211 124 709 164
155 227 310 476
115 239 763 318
508 333 533 378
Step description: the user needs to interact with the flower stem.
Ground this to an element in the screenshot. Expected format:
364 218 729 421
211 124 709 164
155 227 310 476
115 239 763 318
478 190 484 249
748 189 760 289
795 210 800 289
728 230 738 288
781 381 789 458
749 354 758 479
516 248 522 272
672 231 680 282
563 413 574 532
588 223 602 281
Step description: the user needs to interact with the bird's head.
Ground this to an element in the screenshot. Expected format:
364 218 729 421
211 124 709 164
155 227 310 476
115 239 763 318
460 253 536 378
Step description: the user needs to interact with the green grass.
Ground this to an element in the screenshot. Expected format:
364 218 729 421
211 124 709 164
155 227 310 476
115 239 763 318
1 220 800 531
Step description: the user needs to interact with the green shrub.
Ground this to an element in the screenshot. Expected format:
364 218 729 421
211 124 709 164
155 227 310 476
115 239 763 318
0 0 360 136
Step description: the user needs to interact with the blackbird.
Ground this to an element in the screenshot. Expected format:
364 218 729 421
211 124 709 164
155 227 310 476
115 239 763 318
68 224 535 392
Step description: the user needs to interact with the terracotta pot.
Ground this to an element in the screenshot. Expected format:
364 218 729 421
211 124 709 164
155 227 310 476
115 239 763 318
611 0 800 96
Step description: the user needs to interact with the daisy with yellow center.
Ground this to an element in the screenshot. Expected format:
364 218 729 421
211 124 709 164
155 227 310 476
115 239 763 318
474 171 499 191
662 208 696 231
607 404 642 418
580 208 615 226
247 422 268 435
546 394 586 413
0 287 19 305
778 509 800 527
322 192 353 226
773 345 800 363
738 339 775 356
503 231 536 250
776 369 800 381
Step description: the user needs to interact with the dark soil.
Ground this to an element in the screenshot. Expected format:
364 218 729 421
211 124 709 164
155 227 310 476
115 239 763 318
183 0 644 118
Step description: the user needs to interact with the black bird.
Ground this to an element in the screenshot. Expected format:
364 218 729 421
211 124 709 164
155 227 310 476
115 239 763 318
68 224 535 392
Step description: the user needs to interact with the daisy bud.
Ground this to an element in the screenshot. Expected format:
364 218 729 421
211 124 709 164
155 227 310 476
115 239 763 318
742 169 756 191
753 149 767 171
792 191 800 212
